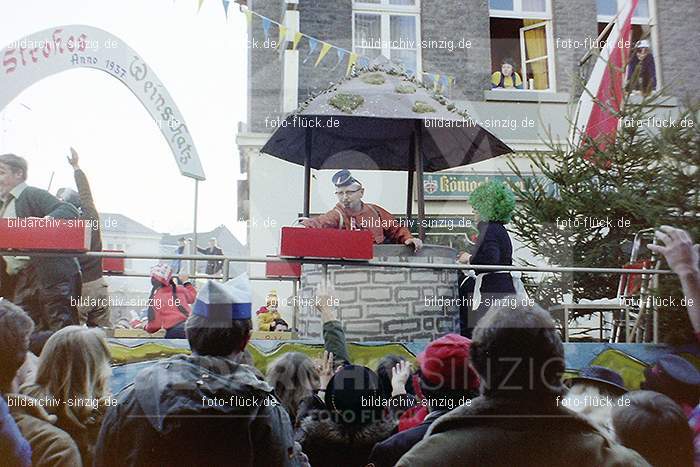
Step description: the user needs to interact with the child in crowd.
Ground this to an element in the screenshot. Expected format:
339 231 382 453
145 263 196 338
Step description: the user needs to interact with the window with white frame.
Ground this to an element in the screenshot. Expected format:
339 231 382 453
352 0 421 75
489 0 555 91
597 0 659 91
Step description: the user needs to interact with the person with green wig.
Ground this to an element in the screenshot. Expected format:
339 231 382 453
457 181 527 337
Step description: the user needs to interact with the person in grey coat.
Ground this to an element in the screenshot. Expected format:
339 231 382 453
94 279 303 467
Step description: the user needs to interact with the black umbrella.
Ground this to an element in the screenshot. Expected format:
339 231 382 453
261 64 512 239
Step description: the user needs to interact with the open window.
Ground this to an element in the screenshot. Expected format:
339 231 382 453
596 0 660 91
489 0 555 91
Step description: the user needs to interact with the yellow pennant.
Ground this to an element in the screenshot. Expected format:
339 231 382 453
433 74 440 91
197 0 204 12
314 42 332 67
278 25 288 48
245 10 252 25
292 32 303 50
346 52 358 76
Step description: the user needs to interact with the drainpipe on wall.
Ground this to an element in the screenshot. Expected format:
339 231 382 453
282 0 300 113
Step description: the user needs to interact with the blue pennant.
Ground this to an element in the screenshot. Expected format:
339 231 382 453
262 18 272 42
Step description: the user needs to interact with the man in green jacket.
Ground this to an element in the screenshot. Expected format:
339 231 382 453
397 302 650 467
0 153 81 331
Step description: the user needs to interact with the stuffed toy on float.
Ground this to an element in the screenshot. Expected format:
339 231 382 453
256 290 282 332
457 181 528 337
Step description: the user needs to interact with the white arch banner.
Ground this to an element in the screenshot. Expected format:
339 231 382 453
1 25 205 180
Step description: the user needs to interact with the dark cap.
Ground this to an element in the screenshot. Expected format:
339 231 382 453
325 365 383 425
564 365 628 395
641 355 700 407
655 355 700 385
332 169 361 188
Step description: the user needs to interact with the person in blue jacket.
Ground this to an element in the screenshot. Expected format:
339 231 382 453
0 298 33 467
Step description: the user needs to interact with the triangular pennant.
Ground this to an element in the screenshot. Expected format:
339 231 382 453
331 48 347 70
245 9 252 25
278 24 288 49
197 0 205 12
292 32 303 50
222 0 230 18
346 52 358 75
303 37 319 63
440 75 449 93
314 42 332 67
262 18 271 42
433 74 440 91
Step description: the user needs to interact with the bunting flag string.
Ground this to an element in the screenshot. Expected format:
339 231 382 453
212 4 456 85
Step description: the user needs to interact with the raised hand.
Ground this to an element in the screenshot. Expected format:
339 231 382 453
648 226 699 276
391 360 412 397
67 147 80 169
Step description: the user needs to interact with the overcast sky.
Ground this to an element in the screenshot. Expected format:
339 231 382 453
0 0 247 241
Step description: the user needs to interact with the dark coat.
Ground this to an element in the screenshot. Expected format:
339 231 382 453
73 169 104 282
626 53 657 94
12 186 80 286
93 354 299 467
295 395 396 467
367 409 447 467
197 246 224 275
458 221 515 335
397 395 651 467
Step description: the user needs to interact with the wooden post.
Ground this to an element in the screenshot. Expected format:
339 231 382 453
414 121 426 241
303 127 311 217
406 135 414 220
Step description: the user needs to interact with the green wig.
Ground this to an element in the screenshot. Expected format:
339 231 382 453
469 181 516 223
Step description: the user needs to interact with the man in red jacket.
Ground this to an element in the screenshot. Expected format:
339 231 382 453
302 170 422 250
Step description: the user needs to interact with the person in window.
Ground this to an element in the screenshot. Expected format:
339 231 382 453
626 40 656 96
491 58 523 90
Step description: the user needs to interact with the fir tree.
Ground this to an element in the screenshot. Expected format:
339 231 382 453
507 92 699 343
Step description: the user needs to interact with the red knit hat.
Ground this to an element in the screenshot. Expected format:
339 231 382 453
418 333 480 391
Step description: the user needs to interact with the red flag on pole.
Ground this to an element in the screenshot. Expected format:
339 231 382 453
571 0 639 161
